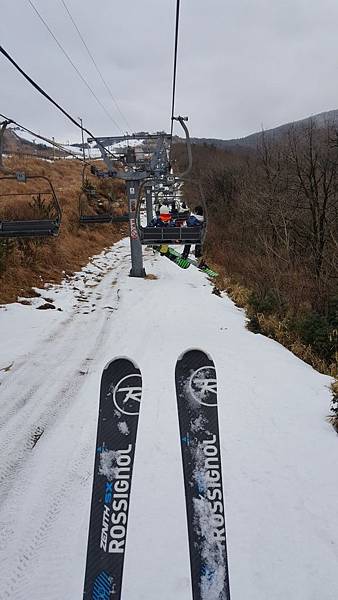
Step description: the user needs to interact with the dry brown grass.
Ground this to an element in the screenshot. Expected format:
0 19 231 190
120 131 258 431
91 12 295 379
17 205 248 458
204 251 337 378
204 217 338 378
0 157 128 303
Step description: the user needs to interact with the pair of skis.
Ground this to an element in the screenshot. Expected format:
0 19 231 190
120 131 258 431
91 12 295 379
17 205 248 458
83 351 230 600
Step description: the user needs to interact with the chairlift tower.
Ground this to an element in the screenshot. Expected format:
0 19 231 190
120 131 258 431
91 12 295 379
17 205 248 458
88 118 193 277
88 132 171 278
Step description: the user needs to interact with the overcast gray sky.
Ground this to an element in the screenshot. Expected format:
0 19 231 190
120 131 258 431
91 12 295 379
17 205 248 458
1 0 338 143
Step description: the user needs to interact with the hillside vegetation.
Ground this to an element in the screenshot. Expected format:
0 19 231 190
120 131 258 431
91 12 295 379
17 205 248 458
0 156 128 303
174 120 338 380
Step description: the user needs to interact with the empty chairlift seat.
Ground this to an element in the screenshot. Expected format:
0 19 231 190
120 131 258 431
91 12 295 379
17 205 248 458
140 225 203 244
79 214 129 224
0 172 62 238
78 164 129 225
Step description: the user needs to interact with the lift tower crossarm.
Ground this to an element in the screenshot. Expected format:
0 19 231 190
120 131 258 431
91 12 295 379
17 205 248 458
87 133 171 146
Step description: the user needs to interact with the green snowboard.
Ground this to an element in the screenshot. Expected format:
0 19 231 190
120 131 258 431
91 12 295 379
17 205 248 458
155 245 218 277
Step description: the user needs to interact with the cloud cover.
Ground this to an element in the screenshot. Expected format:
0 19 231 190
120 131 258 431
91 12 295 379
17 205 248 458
1 0 338 142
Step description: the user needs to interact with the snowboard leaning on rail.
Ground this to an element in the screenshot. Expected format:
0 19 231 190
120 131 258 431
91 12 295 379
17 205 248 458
155 245 218 277
175 349 231 600
83 357 142 600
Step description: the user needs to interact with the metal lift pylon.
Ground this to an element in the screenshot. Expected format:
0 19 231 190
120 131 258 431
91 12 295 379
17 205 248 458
87 132 171 278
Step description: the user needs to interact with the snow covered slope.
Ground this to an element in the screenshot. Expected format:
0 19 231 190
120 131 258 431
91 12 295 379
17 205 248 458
0 238 336 600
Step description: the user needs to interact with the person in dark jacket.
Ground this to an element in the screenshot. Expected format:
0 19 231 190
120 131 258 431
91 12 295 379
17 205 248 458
181 205 204 259
175 201 189 227
170 200 179 219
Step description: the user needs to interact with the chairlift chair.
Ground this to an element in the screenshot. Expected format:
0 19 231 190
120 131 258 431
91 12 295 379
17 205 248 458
0 172 62 238
79 163 129 224
135 177 207 246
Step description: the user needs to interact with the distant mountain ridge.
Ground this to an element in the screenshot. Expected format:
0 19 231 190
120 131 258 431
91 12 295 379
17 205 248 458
3 128 39 153
3 108 338 156
190 109 338 150
2 128 65 158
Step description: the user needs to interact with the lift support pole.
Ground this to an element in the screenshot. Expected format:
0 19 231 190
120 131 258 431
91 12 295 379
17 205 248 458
126 180 145 278
87 131 172 279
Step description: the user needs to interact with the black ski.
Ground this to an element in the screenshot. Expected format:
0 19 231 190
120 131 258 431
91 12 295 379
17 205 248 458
83 357 142 600
175 349 231 600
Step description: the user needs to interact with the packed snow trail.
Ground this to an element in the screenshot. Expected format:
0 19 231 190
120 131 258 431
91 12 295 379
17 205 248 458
0 238 336 600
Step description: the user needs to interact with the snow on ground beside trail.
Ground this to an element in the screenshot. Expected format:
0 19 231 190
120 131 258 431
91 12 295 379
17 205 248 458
0 238 336 600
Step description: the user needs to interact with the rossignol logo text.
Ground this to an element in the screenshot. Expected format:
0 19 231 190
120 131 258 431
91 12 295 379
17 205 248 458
100 444 132 553
113 374 142 416
189 366 217 407
203 434 225 544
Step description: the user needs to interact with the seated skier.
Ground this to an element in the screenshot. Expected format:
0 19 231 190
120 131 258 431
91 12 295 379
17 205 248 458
170 200 179 219
181 205 204 260
175 201 189 227
148 204 174 227
148 209 161 227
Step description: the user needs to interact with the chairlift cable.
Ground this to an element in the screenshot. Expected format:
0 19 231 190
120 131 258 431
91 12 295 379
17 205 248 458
0 45 118 160
27 0 123 134
170 0 181 142
59 0 133 134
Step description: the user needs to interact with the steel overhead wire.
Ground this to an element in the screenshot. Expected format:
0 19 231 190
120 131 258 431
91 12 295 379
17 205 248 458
59 0 132 133
170 0 181 141
0 45 118 160
27 0 123 134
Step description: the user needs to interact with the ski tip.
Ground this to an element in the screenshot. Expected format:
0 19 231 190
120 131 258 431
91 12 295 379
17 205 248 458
176 347 214 363
102 356 140 373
